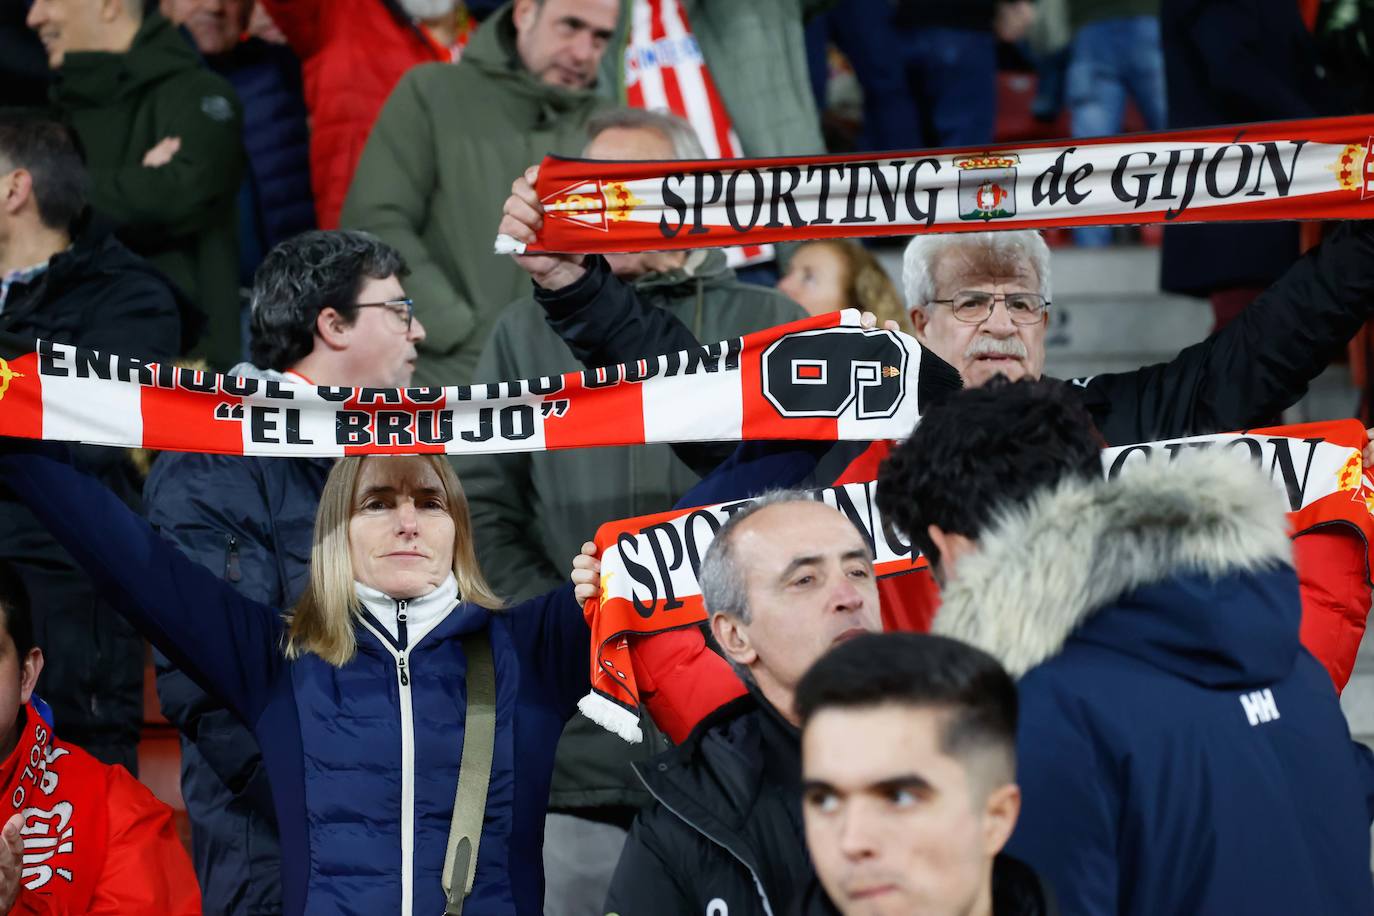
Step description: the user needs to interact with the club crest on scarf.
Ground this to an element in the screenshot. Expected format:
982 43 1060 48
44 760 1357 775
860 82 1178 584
1328 139 1374 198
957 154 1018 221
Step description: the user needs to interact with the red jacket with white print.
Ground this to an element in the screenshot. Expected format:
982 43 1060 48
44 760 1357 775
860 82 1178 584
1 703 200 915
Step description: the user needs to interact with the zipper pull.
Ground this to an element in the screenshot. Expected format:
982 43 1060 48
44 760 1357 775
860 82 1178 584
225 535 242 582
397 656 409 687
396 598 408 623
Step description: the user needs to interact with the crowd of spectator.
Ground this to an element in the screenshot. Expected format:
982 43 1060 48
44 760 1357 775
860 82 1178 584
0 0 1373 914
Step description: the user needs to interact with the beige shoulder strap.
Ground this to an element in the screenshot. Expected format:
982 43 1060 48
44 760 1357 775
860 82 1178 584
442 628 495 915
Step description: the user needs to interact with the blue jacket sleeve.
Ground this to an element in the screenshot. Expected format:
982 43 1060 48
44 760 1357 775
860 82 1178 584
1004 673 1121 916
508 584 588 722
144 454 284 813
0 451 285 726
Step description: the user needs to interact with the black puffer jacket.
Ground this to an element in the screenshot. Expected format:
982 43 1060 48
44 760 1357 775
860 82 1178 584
0 227 187 769
606 694 812 916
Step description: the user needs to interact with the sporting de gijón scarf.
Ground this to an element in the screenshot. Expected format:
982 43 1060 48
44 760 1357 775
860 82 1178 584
501 115 1374 254
0 311 959 456
579 421 1374 742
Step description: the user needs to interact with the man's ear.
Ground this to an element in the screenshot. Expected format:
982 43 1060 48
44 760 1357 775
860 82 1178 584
2 169 32 218
982 782 1021 856
512 0 538 32
709 613 757 670
18 649 43 708
908 305 929 343
927 525 977 582
315 307 352 352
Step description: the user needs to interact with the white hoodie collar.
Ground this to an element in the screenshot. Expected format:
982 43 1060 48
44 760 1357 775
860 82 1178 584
354 574 459 650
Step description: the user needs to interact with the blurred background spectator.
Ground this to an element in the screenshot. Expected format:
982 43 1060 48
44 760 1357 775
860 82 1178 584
162 0 316 347
1064 0 1166 246
803 0 916 153
259 0 472 231
887 0 1036 149
341 0 618 387
1159 0 1343 329
0 0 50 106
605 0 826 281
777 238 911 332
28 0 245 368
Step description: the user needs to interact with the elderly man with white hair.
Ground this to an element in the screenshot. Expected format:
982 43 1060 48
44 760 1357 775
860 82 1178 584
902 222 1374 445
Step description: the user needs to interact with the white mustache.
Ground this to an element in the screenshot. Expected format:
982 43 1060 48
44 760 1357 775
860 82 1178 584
965 336 1028 360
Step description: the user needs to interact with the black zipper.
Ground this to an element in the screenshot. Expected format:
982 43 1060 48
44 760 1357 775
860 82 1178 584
225 534 242 582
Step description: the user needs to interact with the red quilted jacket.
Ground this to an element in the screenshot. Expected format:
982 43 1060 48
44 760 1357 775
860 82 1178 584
259 0 451 229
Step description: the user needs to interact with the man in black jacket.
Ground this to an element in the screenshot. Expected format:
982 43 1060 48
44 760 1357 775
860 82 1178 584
0 113 188 770
499 173 1374 454
605 491 886 915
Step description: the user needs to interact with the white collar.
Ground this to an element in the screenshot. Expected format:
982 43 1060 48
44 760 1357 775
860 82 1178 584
354 574 459 649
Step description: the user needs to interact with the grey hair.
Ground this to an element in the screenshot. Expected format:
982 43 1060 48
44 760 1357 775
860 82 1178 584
699 489 820 625
585 107 706 160
902 230 1052 314
249 230 407 372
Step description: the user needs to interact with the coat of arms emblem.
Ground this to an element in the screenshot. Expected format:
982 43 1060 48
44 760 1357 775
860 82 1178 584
955 153 1019 221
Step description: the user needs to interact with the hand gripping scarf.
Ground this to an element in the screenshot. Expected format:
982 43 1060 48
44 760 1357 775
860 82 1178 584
495 115 1374 256
0 311 960 456
581 421 1374 742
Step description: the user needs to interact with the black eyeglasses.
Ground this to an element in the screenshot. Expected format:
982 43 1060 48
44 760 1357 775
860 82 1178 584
928 291 1050 325
354 297 415 332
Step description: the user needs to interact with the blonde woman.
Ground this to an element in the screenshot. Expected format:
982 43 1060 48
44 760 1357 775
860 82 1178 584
777 239 911 333
0 447 589 916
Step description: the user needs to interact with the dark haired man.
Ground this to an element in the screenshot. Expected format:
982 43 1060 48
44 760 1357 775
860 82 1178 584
144 228 424 914
875 379 1374 916
795 632 1052 916
28 0 245 367
0 559 200 914
0 112 189 775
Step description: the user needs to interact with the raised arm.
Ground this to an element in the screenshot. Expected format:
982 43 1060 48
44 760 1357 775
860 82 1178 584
1079 221 1374 444
0 448 284 726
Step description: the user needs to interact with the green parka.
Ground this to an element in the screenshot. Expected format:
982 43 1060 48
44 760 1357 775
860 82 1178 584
456 250 803 810
51 12 243 368
340 3 611 388
598 0 827 162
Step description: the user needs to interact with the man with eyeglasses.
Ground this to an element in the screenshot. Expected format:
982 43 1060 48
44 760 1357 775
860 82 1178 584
140 229 426 915
904 225 1374 446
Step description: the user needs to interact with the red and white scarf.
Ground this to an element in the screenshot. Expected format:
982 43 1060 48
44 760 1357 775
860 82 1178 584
580 421 1374 741
497 115 1374 255
622 0 772 268
0 311 957 457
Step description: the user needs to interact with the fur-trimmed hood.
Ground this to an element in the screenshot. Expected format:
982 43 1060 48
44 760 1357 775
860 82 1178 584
934 451 1300 684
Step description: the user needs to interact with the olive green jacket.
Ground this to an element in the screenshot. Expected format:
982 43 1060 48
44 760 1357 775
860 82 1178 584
52 12 243 367
599 0 828 162
341 3 611 387
457 250 803 808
